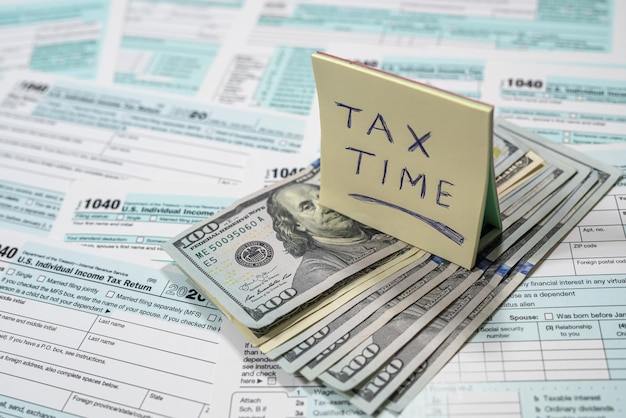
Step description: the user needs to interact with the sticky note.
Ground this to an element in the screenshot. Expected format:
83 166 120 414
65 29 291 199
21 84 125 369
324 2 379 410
312 52 501 269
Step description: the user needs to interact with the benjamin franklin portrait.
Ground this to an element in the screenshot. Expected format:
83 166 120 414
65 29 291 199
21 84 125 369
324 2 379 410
267 182 397 293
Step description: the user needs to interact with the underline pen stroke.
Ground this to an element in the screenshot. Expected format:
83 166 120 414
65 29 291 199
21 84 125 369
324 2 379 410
348 194 465 245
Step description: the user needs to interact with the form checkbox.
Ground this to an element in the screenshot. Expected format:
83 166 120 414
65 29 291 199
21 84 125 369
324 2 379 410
6 268 15 275
544 313 553 320
150 215 157 221
136 237 144 243
26 199 33 206
38 275 46 282
208 314 217 322
106 291 115 298
117 214 124 220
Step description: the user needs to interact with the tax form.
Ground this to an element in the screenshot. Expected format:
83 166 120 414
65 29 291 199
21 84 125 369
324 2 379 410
243 151 319 188
325 43 626 97
481 62 626 145
46 149 320 266
199 0 626 116
114 0 250 95
49 180 260 263
0 0 126 81
0 230 362 418
0 72 312 237
0 232 223 417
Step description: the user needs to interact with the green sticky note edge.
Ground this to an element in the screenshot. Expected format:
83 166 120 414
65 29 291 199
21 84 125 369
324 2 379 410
484 153 503 231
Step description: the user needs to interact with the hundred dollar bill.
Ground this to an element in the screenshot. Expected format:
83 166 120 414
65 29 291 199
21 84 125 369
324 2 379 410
385 165 616 414
273 255 448 371
350 170 601 414
498 137 574 214
301 156 566 384
266 252 433 360
300 185 528 380
299 260 458 380
480 143 577 247
358 120 621 414
499 163 571 214
481 158 589 259
206 245 419 348
353 263 522 414
163 162 407 334
493 128 526 176
321 154 591 396
494 123 570 214
315 139 580 392
495 150 545 197
271 255 434 367
499 161 571 226
257 246 423 352
317 263 478 391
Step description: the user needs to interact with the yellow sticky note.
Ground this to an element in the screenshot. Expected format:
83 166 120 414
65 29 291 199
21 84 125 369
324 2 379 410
312 52 501 269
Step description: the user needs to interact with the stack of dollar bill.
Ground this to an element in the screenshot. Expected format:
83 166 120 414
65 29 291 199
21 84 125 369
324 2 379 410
163 119 621 415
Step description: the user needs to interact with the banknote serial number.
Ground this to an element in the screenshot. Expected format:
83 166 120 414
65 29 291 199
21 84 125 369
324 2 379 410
194 220 261 260
207 221 259 251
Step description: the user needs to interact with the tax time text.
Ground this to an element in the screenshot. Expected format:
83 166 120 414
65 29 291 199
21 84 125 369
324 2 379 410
335 101 455 210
